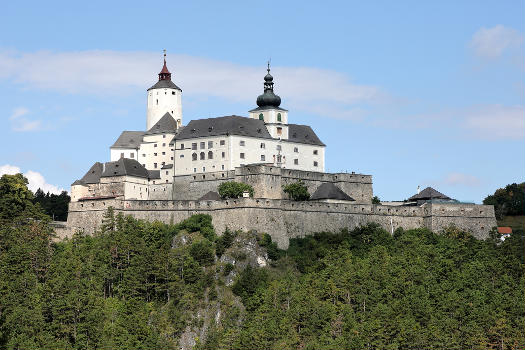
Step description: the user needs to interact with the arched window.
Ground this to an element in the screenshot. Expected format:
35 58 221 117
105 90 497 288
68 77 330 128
208 151 213 159
259 113 264 121
192 153 197 161
277 113 282 122
200 152 205 160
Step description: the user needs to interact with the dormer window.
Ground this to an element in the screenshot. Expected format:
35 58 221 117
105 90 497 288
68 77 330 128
277 113 282 122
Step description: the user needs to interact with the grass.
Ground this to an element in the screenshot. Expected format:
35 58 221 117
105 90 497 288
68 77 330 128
498 215 525 233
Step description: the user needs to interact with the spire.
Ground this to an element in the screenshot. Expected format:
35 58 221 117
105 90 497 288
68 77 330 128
158 49 172 81
256 62 281 108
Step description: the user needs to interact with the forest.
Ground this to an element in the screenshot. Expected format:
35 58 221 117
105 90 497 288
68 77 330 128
1 173 524 350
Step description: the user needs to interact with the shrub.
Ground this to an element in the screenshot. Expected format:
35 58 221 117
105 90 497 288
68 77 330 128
177 214 215 239
223 263 235 276
258 233 281 260
283 181 310 201
190 240 215 266
216 228 237 257
218 181 254 199
372 196 381 204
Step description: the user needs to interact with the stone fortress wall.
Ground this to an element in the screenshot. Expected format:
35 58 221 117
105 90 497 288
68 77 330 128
62 198 495 249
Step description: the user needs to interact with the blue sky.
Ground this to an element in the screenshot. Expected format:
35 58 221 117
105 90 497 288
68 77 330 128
0 0 523 202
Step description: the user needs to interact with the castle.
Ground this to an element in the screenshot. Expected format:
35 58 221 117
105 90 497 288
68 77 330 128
61 55 496 248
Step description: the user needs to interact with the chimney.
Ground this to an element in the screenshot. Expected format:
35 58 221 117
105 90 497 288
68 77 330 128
417 185 420 194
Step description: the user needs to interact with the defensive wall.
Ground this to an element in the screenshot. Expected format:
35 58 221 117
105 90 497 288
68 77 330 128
172 164 373 203
59 197 496 249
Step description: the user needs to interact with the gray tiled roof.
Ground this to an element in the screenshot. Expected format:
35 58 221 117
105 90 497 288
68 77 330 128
145 112 178 135
176 115 273 140
198 191 222 201
73 162 104 185
147 79 181 91
111 131 144 149
287 124 325 146
311 183 355 201
248 106 288 112
148 170 161 179
408 187 451 201
161 164 173 169
101 158 150 179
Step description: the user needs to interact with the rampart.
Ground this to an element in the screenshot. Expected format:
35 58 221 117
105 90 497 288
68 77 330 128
60 198 496 249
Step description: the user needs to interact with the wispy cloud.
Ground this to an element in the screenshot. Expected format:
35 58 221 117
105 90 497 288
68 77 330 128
0 164 65 194
442 172 481 187
469 25 523 59
9 107 42 132
463 104 524 140
0 49 383 120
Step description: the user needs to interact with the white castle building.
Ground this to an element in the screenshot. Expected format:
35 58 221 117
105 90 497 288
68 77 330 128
110 56 325 176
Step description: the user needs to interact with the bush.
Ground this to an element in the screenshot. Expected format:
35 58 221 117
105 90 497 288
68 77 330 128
258 233 281 260
190 240 215 266
177 214 215 239
216 228 237 257
372 196 381 204
218 182 254 199
283 181 310 201
223 263 235 276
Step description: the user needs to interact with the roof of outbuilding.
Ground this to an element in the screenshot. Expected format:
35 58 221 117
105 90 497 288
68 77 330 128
111 131 144 149
161 164 173 169
145 112 178 135
148 170 161 179
198 191 222 201
287 124 325 146
101 158 151 179
147 79 181 91
497 227 512 234
176 115 273 140
73 162 104 185
311 183 355 201
408 187 451 201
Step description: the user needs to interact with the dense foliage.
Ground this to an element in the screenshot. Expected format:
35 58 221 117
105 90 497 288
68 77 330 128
283 181 310 201
483 182 525 219
217 181 254 199
1 174 524 349
33 188 70 221
372 195 381 204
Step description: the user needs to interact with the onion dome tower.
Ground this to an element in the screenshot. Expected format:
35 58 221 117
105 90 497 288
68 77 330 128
249 62 289 139
146 50 183 130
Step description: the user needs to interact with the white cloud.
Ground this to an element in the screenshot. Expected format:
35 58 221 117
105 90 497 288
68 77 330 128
0 164 65 194
9 107 42 132
469 25 523 59
463 105 524 139
0 49 382 119
443 173 481 187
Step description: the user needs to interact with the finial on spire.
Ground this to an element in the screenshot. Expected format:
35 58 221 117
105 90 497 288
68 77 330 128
267 59 271 73
158 50 171 81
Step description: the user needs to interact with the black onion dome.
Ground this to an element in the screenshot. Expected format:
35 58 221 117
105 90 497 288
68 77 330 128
256 64 281 108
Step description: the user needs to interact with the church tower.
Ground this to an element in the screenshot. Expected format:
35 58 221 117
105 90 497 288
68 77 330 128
249 63 289 139
146 51 182 130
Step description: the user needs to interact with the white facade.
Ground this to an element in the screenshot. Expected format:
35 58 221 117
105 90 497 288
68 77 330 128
138 134 175 170
110 148 138 162
249 108 289 139
147 88 182 130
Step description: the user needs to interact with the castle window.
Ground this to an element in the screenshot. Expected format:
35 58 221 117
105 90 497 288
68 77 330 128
222 152 225 158
294 147 298 153
193 168 197 173
192 153 197 161
240 140 245 146
240 153 245 159
313 161 318 167
154 163 158 168
180 143 184 149
276 145 282 151
203 167 206 172
179 155 183 158
294 159 298 165
162 143 166 146
192 143 197 150
166 171 169 175
277 127 282 135
221 165 225 170
200 142 205 149
162 162 165 166
261 155 266 161
154 144 157 147
156 99 158 105
313 150 318 155
208 141 213 148
120 153 124 158
163 135 166 138
208 151 213 159
259 113 264 121
260 143 265 149
142 154 146 157
166 180 169 183
277 113 282 122
172 91 176 95
200 152 205 160
162 152 165 155
220 140 225 146
154 153 157 156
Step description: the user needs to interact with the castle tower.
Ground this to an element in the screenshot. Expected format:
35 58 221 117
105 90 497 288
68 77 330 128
146 51 182 130
249 63 288 139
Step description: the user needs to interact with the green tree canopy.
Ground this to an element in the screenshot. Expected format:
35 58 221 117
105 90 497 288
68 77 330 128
218 181 254 199
483 182 525 219
283 181 310 201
